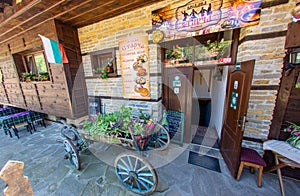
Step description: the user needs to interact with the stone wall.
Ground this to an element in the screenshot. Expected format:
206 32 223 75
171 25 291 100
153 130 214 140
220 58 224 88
238 0 298 152
78 1 167 119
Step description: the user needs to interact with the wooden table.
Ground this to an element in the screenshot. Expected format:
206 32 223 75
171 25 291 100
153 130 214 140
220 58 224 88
263 140 300 196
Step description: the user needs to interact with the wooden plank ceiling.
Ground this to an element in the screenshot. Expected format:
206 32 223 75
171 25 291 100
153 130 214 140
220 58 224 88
0 0 163 44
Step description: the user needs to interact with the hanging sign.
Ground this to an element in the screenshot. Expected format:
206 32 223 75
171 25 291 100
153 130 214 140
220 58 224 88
152 0 262 42
119 35 150 100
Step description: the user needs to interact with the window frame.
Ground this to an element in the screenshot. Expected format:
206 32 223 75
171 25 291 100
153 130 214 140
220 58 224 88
90 48 117 78
13 50 51 82
23 51 48 73
161 29 239 67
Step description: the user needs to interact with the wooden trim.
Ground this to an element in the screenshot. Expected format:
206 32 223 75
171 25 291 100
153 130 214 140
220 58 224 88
261 0 289 9
85 75 121 79
149 73 162 77
231 28 240 65
85 73 160 79
269 68 296 139
96 96 162 102
239 31 287 45
82 47 119 57
251 85 279 90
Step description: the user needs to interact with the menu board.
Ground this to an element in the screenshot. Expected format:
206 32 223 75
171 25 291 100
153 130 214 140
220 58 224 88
164 110 185 144
119 35 150 99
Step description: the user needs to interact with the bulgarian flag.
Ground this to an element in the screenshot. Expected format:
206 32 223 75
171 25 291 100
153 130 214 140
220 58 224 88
39 34 69 64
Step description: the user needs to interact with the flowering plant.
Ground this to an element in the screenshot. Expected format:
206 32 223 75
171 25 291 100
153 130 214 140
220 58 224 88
284 122 300 148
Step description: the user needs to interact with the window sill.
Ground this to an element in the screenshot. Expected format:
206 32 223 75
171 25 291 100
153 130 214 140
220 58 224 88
20 80 52 84
86 75 121 79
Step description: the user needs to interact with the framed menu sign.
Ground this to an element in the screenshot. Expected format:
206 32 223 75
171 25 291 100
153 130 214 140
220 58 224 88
119 35 150 100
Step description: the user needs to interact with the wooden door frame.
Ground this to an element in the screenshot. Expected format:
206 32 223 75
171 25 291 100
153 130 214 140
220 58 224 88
162 66 194 143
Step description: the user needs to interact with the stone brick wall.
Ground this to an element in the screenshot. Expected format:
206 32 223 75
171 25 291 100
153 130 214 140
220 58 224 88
238 0 298 152
78 1 167 119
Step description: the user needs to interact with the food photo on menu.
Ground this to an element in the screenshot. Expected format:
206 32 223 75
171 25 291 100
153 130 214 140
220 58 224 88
132 54 149 97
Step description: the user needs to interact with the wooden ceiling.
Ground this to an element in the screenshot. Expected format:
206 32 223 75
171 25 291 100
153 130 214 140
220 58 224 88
0 0 163 44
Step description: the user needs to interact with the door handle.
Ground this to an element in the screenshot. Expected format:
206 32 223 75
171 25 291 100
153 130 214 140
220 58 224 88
238 116 247 130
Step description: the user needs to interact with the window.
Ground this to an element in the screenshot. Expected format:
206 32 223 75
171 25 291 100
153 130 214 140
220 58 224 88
13 51 50 82
24 52 48 74
162 29 238 67
91 48 117 78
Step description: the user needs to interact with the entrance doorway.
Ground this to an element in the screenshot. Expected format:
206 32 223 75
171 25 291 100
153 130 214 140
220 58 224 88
191 67 227 142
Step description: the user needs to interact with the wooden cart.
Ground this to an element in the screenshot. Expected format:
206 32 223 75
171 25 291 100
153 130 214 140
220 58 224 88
60 119 170 195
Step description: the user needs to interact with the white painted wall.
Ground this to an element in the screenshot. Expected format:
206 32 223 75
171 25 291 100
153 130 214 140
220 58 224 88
209 66 228 138
192 67 227 138
193 69 212 98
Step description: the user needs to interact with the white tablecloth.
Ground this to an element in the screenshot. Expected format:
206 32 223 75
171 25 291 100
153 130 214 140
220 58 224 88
263 140 300 164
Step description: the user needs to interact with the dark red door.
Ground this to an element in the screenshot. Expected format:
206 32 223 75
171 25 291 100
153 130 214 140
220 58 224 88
220 60 254 178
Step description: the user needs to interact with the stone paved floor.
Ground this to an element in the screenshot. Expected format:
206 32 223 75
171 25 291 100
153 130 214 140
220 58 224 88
0 122 299 196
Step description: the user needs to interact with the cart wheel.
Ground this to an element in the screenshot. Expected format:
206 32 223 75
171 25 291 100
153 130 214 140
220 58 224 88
114 153 157 195
63 139 81 170
149 123 170 151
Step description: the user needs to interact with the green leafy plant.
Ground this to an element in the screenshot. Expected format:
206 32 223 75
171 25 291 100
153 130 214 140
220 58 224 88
83 106 133 138
284 122 300 148
95 59 114 79
22 72 37 82
205 39 232 59
38 72 49 81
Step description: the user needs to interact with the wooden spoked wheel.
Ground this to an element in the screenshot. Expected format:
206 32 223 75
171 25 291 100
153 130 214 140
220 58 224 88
63 139 81 170
114 153 158 195
148 123 170 151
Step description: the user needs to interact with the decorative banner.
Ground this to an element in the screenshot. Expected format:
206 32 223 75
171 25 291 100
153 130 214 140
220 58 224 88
119 35 150 100
152 0 262 42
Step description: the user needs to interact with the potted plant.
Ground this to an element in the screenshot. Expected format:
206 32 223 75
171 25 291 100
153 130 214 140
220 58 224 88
39 72 49 81
22 72 36 82
284 122 300 149
105 59 114 73
99 68 109 79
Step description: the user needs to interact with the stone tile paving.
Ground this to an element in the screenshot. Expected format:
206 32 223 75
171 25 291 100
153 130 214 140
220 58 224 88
0 122 299 196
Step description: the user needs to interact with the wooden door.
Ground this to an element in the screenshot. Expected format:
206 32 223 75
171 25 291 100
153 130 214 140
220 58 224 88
163 67 194 142
220 60 254 178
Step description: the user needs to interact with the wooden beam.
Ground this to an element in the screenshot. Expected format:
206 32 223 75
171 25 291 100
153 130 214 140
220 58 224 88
70 0 161 27
60 0 115 23
268 68 296 139
0 0 92 44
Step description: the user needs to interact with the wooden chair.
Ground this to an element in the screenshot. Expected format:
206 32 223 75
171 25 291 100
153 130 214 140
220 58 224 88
236 147 266 187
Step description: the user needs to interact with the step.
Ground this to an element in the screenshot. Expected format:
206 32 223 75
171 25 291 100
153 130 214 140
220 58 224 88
188 143 223 159
191 135 219 148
